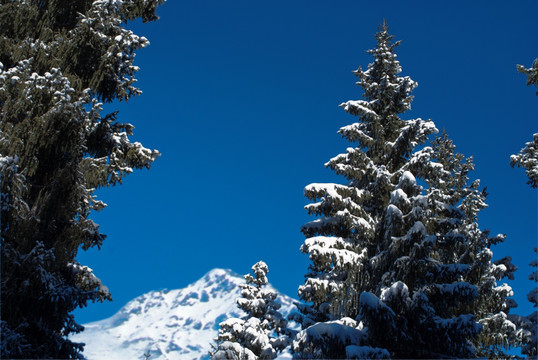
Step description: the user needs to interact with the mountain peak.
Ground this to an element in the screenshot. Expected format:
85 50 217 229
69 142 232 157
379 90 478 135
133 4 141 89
72 268 296 360
198 268 241 288
204 268 233 278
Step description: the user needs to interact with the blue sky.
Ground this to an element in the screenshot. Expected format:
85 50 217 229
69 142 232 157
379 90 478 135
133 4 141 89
75 0 537 325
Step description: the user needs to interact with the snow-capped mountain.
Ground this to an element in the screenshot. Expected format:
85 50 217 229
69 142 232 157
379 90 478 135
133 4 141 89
72 269 297 360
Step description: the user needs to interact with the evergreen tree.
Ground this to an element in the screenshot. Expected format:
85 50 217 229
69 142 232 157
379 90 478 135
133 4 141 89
508 66 538 357
509 248 538 358
211 261 290 360
428 132 519 357
0 0 163 358
295 24 513 358
517 58 538 92
510 133 538 188
511 59 538 188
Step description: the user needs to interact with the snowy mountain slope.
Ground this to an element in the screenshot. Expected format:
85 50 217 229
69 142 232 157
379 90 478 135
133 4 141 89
72 269 297 360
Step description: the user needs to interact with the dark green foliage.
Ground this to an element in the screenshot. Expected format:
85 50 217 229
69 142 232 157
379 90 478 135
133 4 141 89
0 0 163 357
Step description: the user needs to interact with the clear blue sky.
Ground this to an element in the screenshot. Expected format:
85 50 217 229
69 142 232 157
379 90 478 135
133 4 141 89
75 0 537 325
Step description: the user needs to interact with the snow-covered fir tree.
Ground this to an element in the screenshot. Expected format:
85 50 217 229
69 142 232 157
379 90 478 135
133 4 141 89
509 247 538 358
294 24 515 359
0 0 163 358
517 58 538 91
510 60 538 188
506 58 538 358
211 261 290 359
427 133 519 357
511 133 538 188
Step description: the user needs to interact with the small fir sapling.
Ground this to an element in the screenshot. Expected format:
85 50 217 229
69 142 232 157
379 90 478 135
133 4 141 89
211 261 290 360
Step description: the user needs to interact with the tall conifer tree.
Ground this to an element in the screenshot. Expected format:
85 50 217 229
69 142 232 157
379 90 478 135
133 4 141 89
295 24 515 358
508 59 538 358
0 0 163 357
